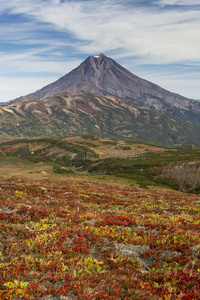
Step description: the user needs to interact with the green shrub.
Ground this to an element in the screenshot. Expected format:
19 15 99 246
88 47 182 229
53 166 75 174
81 135 99 140
102 141 117 145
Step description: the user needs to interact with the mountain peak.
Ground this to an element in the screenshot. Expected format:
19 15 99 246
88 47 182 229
87 53 111 66
93 53 106 59
3 52 200 146
26 53 198 115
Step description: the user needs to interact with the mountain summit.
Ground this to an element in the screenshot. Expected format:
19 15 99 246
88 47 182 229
2 53 200 146
28 53 200 116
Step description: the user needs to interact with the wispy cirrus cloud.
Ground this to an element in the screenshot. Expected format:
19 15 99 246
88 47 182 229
1 0 200 64
0 0 200 101
158 0 200 5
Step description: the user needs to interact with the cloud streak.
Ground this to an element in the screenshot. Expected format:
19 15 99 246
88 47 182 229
0 0 200 101
159 0 200 5
1 0 200 63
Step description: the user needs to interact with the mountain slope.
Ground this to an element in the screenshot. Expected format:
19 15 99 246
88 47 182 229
1 91 200 147
2 53 200 146
24 53 200 121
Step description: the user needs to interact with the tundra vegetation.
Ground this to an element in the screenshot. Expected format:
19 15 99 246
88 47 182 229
0 177 199 299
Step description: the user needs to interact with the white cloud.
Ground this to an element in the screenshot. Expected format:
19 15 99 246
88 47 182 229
46 4 199 61
1 0 199 64
1 0 200 63
159 0 200 5
0 0 200 100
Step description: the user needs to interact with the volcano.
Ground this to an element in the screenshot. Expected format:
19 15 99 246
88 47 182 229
2 53 200 146
26 53 200 118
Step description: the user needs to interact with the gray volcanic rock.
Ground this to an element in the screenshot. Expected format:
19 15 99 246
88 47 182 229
27 53 200 119
2 53 200 146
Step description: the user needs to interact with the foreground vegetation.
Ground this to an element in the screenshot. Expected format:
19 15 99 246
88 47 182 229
0 176 199 299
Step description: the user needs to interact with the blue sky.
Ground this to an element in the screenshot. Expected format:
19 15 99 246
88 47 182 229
0 0 200 102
